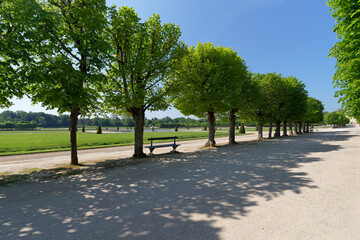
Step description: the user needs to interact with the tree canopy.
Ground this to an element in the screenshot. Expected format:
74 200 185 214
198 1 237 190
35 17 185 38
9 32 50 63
171 42 249 146
327 0 360 121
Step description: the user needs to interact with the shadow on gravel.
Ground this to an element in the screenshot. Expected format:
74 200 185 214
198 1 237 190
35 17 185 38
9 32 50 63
0 131 357 239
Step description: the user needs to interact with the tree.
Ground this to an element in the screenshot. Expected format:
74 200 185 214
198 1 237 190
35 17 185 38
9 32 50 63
15 0 108 165
282 76 308 135
172 43 243 147
244 73 284 140
326 110 349 127
327 0 360 121
104 6 186 157
303 97 324 132
225 65 252 144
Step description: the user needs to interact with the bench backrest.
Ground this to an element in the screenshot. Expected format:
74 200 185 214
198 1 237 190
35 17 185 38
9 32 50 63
148 136 178 141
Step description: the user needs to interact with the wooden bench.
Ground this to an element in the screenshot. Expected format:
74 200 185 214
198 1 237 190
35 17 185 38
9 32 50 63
145 137 180 154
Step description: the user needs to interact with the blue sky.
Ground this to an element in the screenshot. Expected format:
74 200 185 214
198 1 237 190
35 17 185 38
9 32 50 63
3 0 340 118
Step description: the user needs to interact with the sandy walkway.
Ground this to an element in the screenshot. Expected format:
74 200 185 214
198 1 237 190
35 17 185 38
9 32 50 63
0 128 359 239
0 133 259 174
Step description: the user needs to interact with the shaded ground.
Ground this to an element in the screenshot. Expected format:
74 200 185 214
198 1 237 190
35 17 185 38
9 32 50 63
0 128 359 239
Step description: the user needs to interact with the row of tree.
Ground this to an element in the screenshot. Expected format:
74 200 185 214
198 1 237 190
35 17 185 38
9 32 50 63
0 110 216 128
1 1 324 164
325 110 350 128
327 1 360 122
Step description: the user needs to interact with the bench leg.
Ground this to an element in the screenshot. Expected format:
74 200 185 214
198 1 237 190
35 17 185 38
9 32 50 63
148 148 154 156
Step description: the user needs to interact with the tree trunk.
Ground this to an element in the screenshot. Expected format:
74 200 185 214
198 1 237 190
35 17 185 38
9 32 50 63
306 122 310 132
228 109 237 144
239 123 245 133
298 121 303 134
205 111 216 147
257 122 264 140
274 121 281 137
268 122 272 138
289 121 293 135
130 108 146 157
303 122 306 133
294 121 298 135
70 107 80 165
282 120 288 136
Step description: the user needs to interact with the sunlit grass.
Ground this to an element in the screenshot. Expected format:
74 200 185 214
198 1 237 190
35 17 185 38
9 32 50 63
0 129 255 155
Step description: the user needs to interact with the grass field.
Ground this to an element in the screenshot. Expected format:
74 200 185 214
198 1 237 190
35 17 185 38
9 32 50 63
0 128 260 156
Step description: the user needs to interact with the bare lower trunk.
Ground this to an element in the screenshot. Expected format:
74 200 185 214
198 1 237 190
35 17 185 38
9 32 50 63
294 121 298 135
298 121 303 134
303 122 306 133
289 121 293 135
131 108 146 157
306 122 310 132
274 121 281 137
205 111 216 147
70 107 80 165
268 122 272 138
228 109 237 144
257 122 264 140
282 120 288 136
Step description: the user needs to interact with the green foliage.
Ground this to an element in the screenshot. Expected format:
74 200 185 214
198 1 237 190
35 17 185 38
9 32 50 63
172 42 248 117
0 0 32 107
327 0 360 120
325 110 350 126
282 76 308 122
96 126 102 134
242 73 284 123
15 0 109 114
303 97 324 123
104 6 187 115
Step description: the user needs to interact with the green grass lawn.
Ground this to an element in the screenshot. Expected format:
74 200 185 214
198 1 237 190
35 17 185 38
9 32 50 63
0 129 255 156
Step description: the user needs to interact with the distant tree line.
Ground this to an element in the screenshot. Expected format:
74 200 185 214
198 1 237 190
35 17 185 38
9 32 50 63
0 110 221 129
324 110 350 128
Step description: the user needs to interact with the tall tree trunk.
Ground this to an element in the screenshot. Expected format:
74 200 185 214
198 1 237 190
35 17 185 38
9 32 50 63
282 120 288 136
306 122 310 132
131 108 146 157
303 122 306 133
70 107 80 165
289 121 293 135
298 121 303 134
294 121 298 135
205 111 216 147
257 122 264 140
268 122 272 138
228 109 237 144
274 121 281 137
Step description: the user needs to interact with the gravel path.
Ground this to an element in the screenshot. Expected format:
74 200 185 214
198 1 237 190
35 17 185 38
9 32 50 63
0 128 359 239
0 133 259 173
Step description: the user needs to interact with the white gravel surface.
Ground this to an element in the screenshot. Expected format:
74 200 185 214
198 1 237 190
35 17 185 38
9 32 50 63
0 128 359 239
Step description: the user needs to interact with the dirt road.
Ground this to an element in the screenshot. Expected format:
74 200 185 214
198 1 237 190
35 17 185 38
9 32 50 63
0 128 359 239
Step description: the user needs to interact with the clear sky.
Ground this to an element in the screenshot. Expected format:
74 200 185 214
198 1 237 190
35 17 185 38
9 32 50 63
2 0 340 119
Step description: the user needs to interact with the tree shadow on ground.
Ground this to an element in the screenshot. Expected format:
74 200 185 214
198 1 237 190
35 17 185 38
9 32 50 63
0 130 357 239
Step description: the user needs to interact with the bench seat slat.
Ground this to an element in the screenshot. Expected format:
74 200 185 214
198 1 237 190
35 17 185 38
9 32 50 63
145 144 180 149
